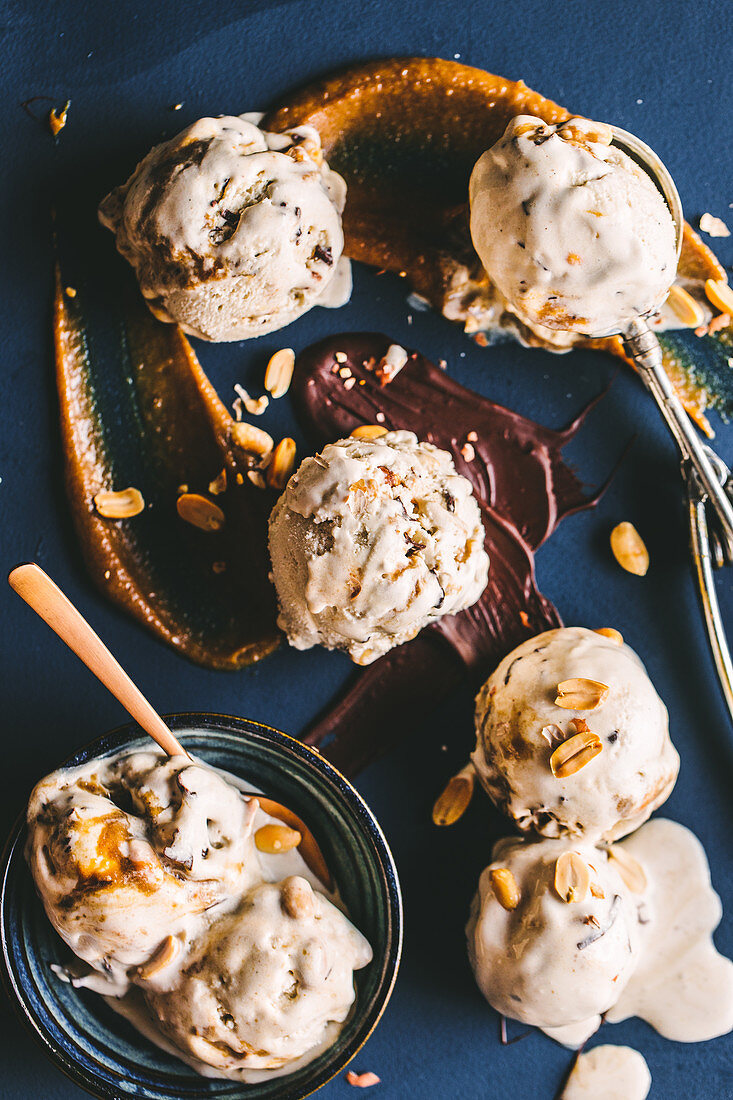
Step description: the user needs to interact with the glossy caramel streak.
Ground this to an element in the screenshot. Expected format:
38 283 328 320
54 269 280 668
265 57 569 297
266 58 727 431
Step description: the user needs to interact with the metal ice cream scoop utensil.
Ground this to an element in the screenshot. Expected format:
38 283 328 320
610 125 733 722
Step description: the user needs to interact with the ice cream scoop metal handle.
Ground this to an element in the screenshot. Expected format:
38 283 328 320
686 474 733 722
8 562 189 758
623 319 733 547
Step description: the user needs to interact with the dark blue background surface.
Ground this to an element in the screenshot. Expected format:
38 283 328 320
1 1 732 1096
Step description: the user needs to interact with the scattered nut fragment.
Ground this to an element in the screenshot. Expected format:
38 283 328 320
594 627 624 645
705 278 733 316
335 351 348 363
707 312 731 335
610 522 649 576
567 717 590 735
280 877 315 919
247 470 266 489
513 121 542 137
559 118 613 145
346 1071 381 1088
376 343 408 385
93 487 145 519
176 493 225 531
489 867 520 911
65 286 77 298
590 882 605 899
699 213 730 238
48 100 70 136
550 729 603 778
461 442 476 461
540 723 564 746
208 468 227 496
555 678 609 711
264 347 296 398
234 383 269 416
137 935 179 980
608 845 647 893
666 285 705 327
350 424 388 440
255 823 302 854
231 420 274 457
554 851 590 903
267 437 297 490
432 763 475 826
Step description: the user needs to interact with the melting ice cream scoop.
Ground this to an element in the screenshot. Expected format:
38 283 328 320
25 752 261 988
145 877 372 1077
99 114 349 341
472 627 679 842
469 115 678 339
467 835 642 1034
469 116 733 682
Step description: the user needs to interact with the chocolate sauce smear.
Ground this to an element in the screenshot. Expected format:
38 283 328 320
293 334 604 775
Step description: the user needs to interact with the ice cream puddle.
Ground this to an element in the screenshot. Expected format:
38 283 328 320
26 749 372 1081
561 1045 651 1100
465 624 732 1064
468 817 733 1051
606 818 733 1042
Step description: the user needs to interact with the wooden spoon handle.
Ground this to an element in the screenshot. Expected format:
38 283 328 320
8 562 187 758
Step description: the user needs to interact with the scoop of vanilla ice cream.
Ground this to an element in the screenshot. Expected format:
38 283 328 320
99 114 348 340
472 627 678 841
467 835 644 1030
268 430 489 665
26 752 259 985
469 116 677 337
145 876 372 1076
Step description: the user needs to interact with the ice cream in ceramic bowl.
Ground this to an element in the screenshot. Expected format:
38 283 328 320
0 714 402 1100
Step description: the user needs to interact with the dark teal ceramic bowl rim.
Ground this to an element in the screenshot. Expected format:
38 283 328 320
0 712 403 1100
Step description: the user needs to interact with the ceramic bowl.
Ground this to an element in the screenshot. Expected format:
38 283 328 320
0 713 402 1099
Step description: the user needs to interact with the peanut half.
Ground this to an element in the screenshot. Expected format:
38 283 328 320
280 877 315 919
594 627 623 645
432 763 475 826
610 522 649 576
350 424 388 440
554 851 590 903
489 867 520 911
176 493 225 532
267 437 297 491
705 278 733 316
555 678 609 711
255 823 302 854
264 347 296 399
607 845 647 894
666 285 706 328
550 728 603 778
137 934 180 980
93 487 145 519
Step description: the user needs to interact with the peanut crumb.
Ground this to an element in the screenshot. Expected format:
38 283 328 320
48 100 70 137
346 1070 381 1088
699 212 730 238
